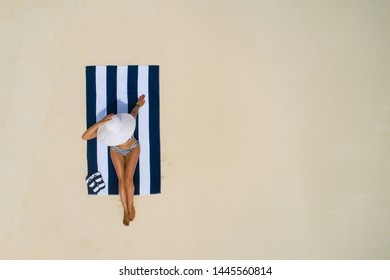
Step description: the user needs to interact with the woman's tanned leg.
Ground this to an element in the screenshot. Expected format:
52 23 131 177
125 144 140 221
110 149 131 226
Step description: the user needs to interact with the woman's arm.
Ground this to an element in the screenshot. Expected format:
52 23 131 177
130 94 146 118
81 113 114 140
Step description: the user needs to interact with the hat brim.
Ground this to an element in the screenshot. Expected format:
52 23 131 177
97 113 136 146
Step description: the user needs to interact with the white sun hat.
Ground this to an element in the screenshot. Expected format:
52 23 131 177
97 113 136 146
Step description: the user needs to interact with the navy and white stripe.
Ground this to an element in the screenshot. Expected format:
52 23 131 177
85 171 106 194
85 65 161 195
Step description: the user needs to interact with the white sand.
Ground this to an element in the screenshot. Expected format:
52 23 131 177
0 0 389 259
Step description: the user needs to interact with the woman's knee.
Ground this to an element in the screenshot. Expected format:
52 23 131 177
118 177 126 186
124 176 134 188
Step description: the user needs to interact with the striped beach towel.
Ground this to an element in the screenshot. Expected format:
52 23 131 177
85 65 161 195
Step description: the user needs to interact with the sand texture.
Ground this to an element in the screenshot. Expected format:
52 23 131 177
0 0 389 259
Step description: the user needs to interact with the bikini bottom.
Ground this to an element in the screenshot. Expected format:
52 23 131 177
110 140 139 157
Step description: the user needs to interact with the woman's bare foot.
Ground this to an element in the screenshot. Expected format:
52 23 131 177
130 204 136 221
123 211 130 226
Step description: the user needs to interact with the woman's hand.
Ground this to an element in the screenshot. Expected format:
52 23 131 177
82 114 113 140
99 113 114 124
136 94 146 107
